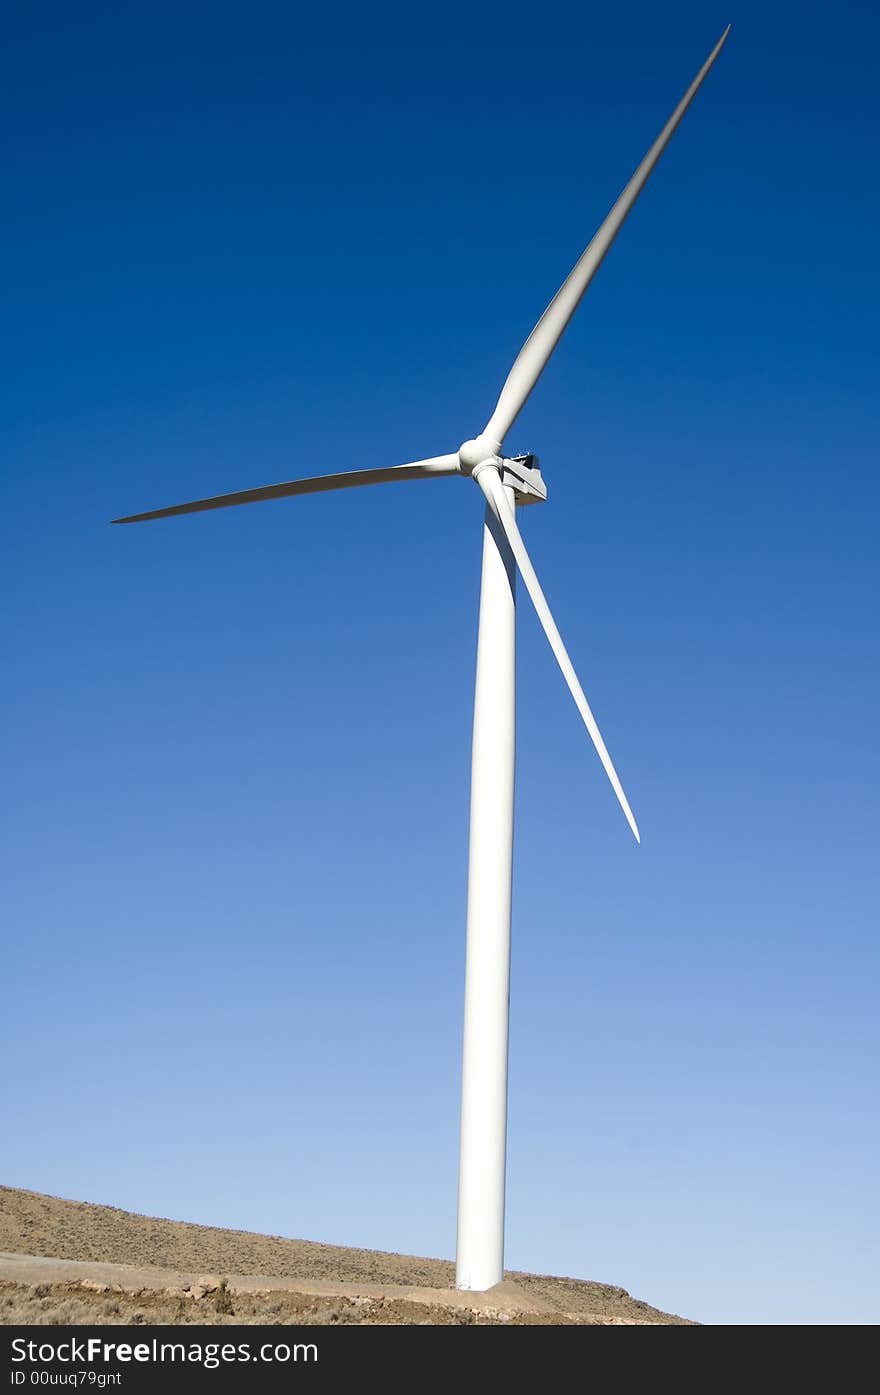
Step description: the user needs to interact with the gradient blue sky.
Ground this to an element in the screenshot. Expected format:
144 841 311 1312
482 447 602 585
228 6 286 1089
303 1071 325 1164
3 1 878 1326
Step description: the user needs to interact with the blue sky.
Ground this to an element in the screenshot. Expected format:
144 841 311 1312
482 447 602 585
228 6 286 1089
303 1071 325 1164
3 0 878 1326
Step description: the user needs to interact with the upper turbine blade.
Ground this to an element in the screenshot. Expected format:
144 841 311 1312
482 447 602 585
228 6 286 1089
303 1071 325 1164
475 466 640 843
483 25 730 446
111 454 460 523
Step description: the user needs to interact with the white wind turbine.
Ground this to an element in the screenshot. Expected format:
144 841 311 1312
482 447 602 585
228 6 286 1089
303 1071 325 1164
115 28 730 1291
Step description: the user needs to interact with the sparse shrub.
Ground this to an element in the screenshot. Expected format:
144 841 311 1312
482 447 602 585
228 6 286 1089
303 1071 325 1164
214 1279 234 1316
46 1300 80 1325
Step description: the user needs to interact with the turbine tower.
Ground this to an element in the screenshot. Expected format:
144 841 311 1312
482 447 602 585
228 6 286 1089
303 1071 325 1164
114 27 730 1292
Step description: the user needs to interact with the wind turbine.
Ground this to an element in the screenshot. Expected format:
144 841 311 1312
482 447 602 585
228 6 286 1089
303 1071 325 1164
114 27 730 1292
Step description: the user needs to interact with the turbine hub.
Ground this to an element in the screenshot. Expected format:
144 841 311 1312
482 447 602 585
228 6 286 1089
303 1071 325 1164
458 436 503 474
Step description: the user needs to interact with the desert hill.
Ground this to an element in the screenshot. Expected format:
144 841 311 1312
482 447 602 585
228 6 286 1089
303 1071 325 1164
0 1186 692 1325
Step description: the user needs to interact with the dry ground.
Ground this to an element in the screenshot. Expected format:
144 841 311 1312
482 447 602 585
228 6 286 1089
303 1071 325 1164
0 1186 693 1326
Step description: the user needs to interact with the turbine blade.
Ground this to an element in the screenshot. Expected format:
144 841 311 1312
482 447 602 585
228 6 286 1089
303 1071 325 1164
483 25 730 445
476 467 640 843
112 453 461 524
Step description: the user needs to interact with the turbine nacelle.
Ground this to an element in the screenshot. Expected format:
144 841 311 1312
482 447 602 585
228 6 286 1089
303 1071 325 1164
497 453 546 506
458 438 547 506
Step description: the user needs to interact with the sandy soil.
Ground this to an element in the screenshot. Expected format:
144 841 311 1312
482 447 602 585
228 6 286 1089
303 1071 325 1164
0 1186 693 1326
